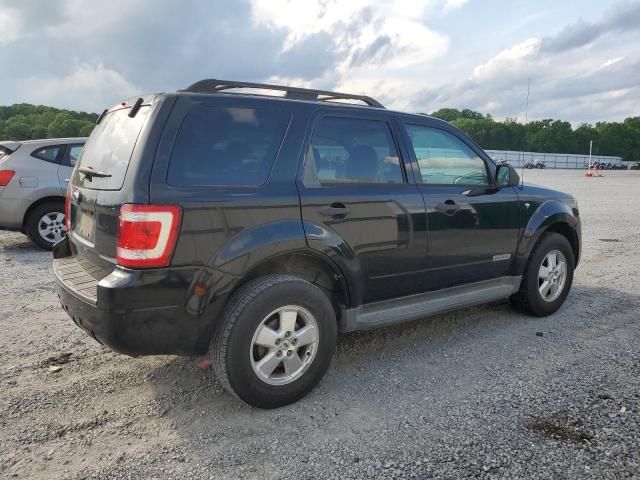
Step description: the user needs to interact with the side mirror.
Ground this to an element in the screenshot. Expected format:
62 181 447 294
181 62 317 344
496 164 520 188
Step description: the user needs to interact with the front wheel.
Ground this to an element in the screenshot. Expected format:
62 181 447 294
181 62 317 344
510 232 575 316
211 275 337 408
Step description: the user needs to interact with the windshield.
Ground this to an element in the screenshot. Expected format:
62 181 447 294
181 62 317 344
75 106 149 190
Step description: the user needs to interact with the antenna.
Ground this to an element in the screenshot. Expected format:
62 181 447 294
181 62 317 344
520 76 531 188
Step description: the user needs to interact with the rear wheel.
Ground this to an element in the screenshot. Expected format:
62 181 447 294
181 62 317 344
25 201 66 250
211 275 337 408
510 232 575 316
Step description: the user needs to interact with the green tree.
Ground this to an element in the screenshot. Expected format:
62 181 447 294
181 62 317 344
0 104 98 141
4 115 32 140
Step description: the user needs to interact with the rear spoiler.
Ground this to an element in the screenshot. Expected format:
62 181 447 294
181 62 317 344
0 142 22 155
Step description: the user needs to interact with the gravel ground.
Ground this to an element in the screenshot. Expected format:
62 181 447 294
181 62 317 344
1 169 639 479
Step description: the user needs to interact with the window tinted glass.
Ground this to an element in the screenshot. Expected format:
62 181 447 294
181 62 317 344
76 106 150 190
68 145 83 167
405 125 488 185
304 117 403 186
167 105 290 186
32 146 62 164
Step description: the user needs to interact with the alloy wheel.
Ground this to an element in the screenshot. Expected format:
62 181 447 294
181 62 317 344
250 305 319 386
37 212 66 244
538 249 567 302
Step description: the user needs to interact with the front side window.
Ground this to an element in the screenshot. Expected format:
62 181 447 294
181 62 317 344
304 117 404 186
167 105 291 186
31 146 62 164
404 124 488 185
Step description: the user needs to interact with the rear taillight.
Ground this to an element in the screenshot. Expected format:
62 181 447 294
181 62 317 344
0 170 15 186
64 189 71 232
116 204 182 268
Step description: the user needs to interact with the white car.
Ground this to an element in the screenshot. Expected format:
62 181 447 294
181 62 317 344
0 137 86 249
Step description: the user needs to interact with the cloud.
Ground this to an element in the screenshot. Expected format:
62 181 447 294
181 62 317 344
411 1 640 123
443 0 468 13
252 0 450 72
0 0 638 124
0 5 22 45
21 63 139 112
541 0 640 52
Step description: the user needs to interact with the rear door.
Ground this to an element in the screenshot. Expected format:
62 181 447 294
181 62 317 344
29 144 66 193
57 143 84 190
298 111 427 305
400 120 520 290
67 98 158 272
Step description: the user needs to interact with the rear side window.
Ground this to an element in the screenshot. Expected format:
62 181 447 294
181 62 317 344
167 105 290 186
75 106 150 190
31 146 63 164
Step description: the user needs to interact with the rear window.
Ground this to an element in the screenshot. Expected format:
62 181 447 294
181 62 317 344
167 105 290 186
75 106 149 190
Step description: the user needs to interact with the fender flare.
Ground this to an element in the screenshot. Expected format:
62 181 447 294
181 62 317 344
514 199 580 275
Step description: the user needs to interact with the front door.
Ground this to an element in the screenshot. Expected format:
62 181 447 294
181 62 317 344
298 113 427 305
401 122 520 291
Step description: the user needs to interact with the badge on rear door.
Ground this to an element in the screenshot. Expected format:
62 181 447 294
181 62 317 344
493 253 511 261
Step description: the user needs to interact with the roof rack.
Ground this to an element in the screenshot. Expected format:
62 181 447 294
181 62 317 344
181 79 385 108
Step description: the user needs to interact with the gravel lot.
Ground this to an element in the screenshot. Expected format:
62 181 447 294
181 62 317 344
1 170 639 479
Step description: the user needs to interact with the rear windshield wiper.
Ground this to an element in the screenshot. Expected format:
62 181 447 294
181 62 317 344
78 166 112 179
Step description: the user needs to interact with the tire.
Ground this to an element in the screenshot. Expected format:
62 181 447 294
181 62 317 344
510 232 575 316
211 274 337 408
25 201 66 250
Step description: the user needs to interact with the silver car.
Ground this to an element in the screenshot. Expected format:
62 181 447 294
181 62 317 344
0 137 86 249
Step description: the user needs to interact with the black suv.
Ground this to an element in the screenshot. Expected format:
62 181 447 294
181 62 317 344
53 79 581 408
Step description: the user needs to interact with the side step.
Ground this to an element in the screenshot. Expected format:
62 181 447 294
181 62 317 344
341 276 522 332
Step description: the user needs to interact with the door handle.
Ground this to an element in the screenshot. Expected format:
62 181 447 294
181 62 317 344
318 203 351 217
434 200 460 214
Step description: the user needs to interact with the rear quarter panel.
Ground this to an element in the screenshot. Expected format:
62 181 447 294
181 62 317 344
0 149 64 228
148 94 316 317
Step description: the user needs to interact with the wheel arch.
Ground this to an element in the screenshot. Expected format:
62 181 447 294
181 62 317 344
237 249 352 315
22 195 65 230
544 222 580 267
515 199 581 274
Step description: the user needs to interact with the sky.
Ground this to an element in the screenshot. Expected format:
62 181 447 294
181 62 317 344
1 0 639 123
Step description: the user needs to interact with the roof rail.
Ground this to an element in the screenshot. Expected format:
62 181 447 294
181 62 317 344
181 79 385 108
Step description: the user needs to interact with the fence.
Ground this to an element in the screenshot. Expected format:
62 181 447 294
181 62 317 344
485 150 623 169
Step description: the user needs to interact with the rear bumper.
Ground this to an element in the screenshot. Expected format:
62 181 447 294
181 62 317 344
53 240 219 356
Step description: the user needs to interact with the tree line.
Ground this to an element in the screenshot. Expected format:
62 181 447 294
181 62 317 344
0 104 97 142
0 103 638 161
429 108 640 162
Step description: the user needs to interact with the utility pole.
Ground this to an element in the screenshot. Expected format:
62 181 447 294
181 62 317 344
520 76 531 186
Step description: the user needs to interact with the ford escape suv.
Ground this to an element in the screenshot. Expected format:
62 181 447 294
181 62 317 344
53 80 581 408
1 137 86 249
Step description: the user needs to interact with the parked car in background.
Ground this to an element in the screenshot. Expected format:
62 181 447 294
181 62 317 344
0 138 85 249
630 162 640 170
